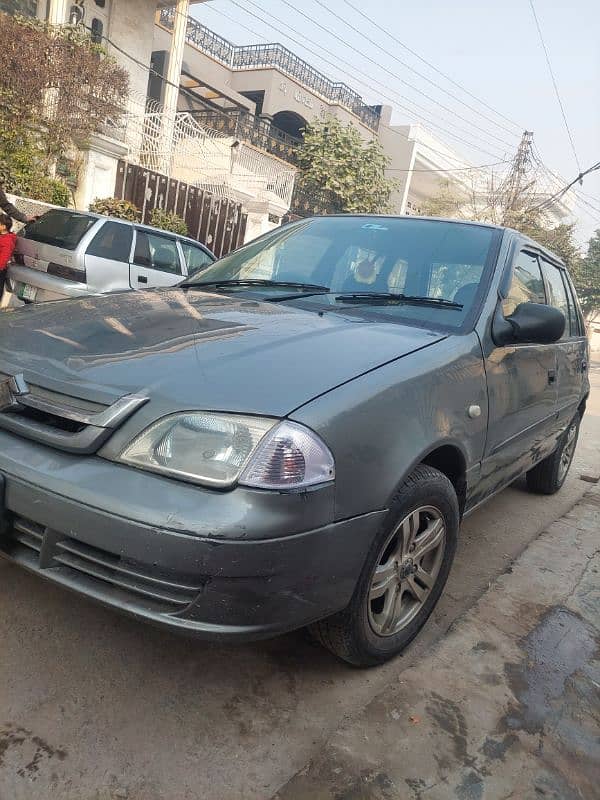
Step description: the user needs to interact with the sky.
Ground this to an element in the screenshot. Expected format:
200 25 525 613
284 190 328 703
191 0 600 248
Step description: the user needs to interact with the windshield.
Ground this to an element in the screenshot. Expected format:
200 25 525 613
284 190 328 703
185 217 498 329
20 210 96 251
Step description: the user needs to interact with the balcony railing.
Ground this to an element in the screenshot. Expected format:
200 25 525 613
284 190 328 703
158 7 381 131
189 109 300 165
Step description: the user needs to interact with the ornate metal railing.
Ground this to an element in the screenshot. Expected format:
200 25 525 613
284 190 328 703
158 7 381 131
189 109 300 164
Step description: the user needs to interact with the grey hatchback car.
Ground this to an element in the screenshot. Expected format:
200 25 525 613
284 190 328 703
0 216 589 665
7 208 215 303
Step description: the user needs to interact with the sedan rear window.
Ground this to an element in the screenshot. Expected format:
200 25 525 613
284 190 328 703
20 210 96 251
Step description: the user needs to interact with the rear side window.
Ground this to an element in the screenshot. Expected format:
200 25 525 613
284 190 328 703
134 231 181 274
503 251 546 315
87 222 133 262
20 210 96 251
180 241 214 276
540 259 570 340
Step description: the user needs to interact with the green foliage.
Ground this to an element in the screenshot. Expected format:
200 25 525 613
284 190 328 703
571 229 600 315
149 207 188 236
296 116 396 214
0 12 129 202
89 197 141 222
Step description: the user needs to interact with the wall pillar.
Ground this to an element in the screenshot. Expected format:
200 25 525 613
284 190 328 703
74 132 129 211
398 140 418 215
161 0 190 174
47 0 68 24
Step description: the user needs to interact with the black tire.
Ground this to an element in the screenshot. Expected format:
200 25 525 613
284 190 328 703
526 413 580 495
309 464 459 667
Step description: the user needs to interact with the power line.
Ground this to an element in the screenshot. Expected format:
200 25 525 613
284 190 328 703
221 0 507 160
271 0 516 151
311 0 520 142
386 161 510 172
531 160 600 212
527 0 581 173
338 0 523 134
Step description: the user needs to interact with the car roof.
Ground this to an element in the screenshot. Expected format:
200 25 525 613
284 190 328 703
304 214 567 268
46 208 213 252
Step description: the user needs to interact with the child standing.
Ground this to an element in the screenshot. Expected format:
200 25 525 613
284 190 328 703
0 213 17 301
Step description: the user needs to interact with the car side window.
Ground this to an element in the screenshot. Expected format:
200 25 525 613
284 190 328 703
539 259 570 340
134 231 181 274
86 222 133 262
502 251 546 315
180 242 214 276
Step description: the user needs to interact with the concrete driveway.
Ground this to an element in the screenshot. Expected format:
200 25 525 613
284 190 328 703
1 359 599 800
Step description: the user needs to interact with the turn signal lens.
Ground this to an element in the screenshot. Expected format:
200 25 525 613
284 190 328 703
240 421 335 490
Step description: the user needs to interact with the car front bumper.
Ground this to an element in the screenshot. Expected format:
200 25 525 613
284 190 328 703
0 430 385 641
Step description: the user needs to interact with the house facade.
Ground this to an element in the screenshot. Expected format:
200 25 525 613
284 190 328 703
1 0 574 245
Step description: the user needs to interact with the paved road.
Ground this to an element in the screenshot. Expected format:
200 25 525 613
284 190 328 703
1 360 599 800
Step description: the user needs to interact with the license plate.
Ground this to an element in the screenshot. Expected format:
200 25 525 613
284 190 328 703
17 283 37 301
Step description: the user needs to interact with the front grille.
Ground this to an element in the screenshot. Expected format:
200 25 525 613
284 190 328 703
0 371 147 453
3 516 203 612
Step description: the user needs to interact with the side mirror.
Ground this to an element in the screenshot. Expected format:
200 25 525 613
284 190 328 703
492 302 565 346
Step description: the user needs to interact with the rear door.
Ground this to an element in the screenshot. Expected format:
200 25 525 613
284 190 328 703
539 257 587 427
84 221 133 293
130 229 183 289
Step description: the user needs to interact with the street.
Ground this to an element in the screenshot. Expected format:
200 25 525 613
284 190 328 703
1 359 599 800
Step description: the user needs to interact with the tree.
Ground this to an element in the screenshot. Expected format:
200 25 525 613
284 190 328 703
421 179 581 271
0 13 128 198
295 116 396 214
572 229 600 315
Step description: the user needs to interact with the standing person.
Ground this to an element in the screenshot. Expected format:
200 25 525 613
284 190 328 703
0 185 33 225
0 214 17 301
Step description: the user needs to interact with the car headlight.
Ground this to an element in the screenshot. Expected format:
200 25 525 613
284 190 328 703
118 412 335 490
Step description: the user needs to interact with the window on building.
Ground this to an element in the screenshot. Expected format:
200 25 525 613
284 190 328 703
503 251 546 315
90 17 103 44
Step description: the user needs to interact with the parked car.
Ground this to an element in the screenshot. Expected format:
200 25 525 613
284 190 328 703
0 216 589 666
6 208 215 303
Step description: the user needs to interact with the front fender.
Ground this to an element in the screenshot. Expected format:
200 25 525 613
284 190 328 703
291 333 487 520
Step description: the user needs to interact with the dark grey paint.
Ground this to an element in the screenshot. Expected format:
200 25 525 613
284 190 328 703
0 223 590 641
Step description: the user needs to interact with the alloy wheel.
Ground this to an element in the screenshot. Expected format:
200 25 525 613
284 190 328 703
368 505 446 637
558 422 578 483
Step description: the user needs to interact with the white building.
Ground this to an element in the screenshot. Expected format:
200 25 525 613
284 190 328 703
3 0 574 246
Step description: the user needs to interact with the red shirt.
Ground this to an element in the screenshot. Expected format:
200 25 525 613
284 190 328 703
0 232 17 271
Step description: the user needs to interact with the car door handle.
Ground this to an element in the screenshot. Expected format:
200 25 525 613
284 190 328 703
547 369 556 384
137 275 148 284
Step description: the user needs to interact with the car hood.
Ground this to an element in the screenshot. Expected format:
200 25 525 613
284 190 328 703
0 289 446 416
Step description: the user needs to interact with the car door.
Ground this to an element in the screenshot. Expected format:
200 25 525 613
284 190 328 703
84 221 134 293
539 257 587 428
479 249 558 496
130 229 183 289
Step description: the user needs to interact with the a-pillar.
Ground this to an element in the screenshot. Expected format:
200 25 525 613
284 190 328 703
47 0 69 25
161 0 190 175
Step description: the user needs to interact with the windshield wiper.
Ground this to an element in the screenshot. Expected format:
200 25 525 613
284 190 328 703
335 292 463 309
180 279 330 293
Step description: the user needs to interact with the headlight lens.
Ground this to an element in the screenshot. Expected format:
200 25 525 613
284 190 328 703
119 413 335 490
